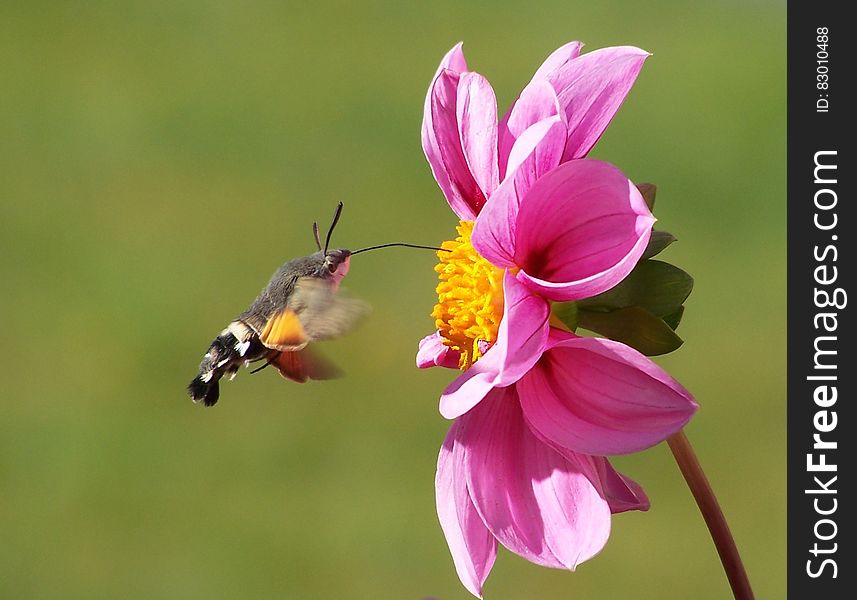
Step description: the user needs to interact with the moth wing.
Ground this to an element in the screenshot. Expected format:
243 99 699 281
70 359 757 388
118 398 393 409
288 277 369 341
259 308 308 351
273 348 342 383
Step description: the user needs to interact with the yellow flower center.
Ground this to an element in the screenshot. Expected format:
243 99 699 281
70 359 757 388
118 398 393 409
432 221 505 370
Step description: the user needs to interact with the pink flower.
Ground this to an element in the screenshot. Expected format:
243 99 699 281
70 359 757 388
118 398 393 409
422 41 650 220
418 43 698 598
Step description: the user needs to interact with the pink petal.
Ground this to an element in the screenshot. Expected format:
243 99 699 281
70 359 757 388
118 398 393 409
593 457 650 514
437 42 468 75
472 115 565 268
417 332 462 370
457 72 500 199
439 271 549 419
421 43 469 217
505 116 567 200
530 41 585 82
461 387 612 569
523 422 651 514
518 330 697 456
497 80 564 179
436 420 497 598
513 159 655 302
469 174 519 268
422 69 484 220
544 46 649 160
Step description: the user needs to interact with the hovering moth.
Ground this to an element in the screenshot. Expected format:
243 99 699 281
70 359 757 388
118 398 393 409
187 202 437 406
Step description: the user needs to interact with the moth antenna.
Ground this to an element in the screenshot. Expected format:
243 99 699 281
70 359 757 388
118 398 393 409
312 222 322 251
323 202 344 253
351 242 449 255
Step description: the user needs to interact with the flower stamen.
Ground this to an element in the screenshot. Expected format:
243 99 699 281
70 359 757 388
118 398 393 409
432 221 505 370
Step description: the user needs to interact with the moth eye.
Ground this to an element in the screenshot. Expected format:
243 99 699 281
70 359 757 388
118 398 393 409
327 262 337 273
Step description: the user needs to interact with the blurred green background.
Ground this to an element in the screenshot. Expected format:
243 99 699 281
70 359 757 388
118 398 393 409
1 1 784 598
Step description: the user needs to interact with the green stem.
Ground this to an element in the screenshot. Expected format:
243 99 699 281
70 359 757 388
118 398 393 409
667 430 755 600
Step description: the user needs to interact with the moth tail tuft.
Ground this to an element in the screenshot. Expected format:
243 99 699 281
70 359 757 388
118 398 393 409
187 376 220 407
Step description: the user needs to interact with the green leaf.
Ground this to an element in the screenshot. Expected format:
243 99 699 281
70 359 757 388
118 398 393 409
641 230 677 260
578 306 684 356
636 183 657 211
662 305 685 330
578 259 694 318
552 301 579 331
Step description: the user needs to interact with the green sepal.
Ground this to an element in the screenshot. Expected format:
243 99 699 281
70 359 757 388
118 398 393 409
578 259 694 319
578 306 684 356
637 183 657 211
662 305 685 330
552 301 579 331
641 230 678 260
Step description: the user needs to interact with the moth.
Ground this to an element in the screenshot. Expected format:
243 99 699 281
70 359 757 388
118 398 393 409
187 202 437 406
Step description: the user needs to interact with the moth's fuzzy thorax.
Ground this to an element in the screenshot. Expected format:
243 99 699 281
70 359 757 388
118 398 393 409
239 249 352 328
